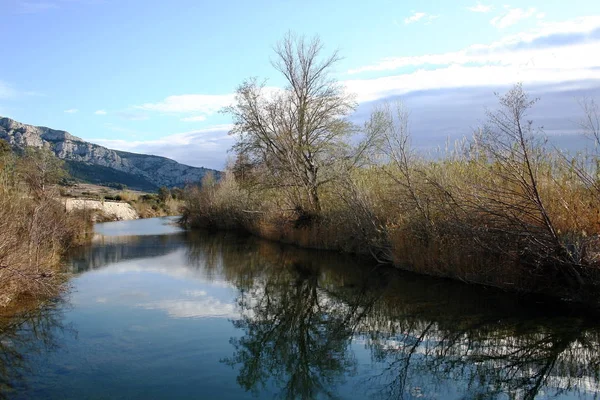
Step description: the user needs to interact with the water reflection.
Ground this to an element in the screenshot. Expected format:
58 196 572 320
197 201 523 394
2 223 600 399
185 232 600 399
67 233 187 273
0 300 69 399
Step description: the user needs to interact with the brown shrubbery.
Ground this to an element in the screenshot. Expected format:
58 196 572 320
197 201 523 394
0 145 92 308
182 85 600 303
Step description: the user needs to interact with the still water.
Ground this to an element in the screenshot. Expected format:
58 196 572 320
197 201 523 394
1 217 600 399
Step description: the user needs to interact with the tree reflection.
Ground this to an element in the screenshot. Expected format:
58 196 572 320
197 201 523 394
186 232 380 399
186 231 600 400
228 264 357 399
0 299 69 399
360 280 600 400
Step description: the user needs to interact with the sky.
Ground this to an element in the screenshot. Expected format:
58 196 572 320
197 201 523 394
1 0 600 169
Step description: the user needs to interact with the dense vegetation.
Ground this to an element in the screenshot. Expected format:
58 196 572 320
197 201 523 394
0 142 91 308
182 34 600 303
115 187 183 218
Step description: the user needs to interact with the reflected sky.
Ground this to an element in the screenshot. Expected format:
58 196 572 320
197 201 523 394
93 216 184 237
2 218 600 399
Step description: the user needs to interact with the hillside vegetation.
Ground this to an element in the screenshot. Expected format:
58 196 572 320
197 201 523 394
0 143 91 308
182 34 600 304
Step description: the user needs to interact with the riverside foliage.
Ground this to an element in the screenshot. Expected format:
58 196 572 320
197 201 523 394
182 35 600 303
0 143 91 308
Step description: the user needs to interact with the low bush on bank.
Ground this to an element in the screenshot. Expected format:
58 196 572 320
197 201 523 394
0 145 92 308
122 188 183 218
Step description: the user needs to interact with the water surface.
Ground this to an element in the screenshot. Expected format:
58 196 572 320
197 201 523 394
1 217 600 399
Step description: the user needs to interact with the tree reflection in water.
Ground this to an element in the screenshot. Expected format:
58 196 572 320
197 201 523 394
0 299 69 399
186 232 600 400
359 281 600 400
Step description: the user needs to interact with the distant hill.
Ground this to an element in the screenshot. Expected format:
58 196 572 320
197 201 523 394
0 117 220 191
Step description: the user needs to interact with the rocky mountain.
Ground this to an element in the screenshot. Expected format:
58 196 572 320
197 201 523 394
0 117 219 191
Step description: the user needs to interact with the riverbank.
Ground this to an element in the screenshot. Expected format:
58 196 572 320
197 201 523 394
181 152 600 307
180 82 600 306
0 194 92 308
59 182 183 220
63 198 138 221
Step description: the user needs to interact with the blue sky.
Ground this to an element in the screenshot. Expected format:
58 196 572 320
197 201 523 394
1 0 600 169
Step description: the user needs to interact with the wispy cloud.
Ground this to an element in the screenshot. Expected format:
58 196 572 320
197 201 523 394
349 16 600 74
467 3 493 13
404 11 439 25
115 111 149 121
137 289 235 319
491 7 538 29
64 108 79 114
343 16 600 103
94 109 107 115
91 125 234 169
181 115 207 122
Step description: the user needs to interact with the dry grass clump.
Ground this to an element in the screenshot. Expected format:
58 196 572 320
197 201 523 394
0 193 92 307
181 171 251 230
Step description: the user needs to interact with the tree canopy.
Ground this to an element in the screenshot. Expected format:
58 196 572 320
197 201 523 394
225 33 357 213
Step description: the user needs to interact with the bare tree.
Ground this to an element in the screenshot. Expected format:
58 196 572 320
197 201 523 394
373 101 435 229
224 33 357 214
580 97 600 147
471 84 586 285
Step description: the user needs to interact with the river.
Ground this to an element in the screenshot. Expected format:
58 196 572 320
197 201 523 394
1 216 599 399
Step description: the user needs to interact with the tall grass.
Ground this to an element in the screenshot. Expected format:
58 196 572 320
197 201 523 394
0 146 92 308
181 87 600 303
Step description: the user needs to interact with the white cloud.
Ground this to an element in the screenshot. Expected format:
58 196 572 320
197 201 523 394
404 12 426 24
344 63 600 103
94 109 107 115
491 7 537 29
342 16 600 103
404 12 439 25
347 16 600 74
64 108 79 114
181 115 207 122
136 93 234 116
93 124 233 149
467 3 493 13
91 124 234 169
